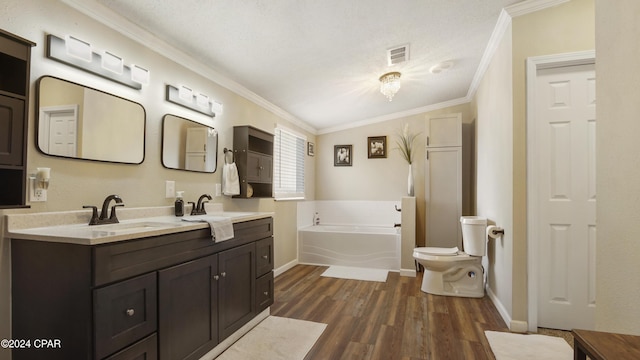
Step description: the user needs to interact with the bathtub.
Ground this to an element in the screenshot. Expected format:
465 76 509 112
298 224 400 270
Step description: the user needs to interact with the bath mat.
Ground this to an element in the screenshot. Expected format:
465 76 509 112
485 330 573 360
321 266 388 282
217 316 326 360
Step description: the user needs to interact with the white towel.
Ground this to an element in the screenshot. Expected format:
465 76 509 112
222 162 240 196
182 216 235 242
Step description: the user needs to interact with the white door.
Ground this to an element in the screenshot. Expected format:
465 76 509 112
43 107 78 157
536 63 596 330
425 147 462 248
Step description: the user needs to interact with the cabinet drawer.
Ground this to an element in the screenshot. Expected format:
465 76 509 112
255 237 274 277
104 333 157 360
94 272 157 359
256 271 274 313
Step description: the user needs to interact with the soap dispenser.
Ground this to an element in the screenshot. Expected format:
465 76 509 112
175 191 185 217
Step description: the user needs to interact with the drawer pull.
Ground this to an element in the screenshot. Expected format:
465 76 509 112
221 272 227 277
261 255 269 260
125 309 135 317
213 275 220 280
263 291 269 296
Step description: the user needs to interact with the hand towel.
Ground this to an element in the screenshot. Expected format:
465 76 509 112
182 216 234 242
222 162 240 196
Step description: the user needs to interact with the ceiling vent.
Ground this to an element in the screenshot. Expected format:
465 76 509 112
387 44 409 66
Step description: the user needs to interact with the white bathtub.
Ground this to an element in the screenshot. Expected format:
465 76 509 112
298 224 400 270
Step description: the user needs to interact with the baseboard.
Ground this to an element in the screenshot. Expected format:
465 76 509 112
400 268 417 277
510 320 528 333
486 286 529 333
274 259 298 277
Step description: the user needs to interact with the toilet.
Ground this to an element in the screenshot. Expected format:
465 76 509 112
413 216 487 298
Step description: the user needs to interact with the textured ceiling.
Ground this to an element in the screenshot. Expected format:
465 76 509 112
92 0 522 132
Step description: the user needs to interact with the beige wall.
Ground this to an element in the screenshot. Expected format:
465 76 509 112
0 0 315 354
595 0 640 335
315 102 473 247
472 21 514 319
510 0 595 326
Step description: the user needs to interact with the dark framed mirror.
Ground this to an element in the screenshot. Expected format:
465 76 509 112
162 114 218 173
36 76 146 164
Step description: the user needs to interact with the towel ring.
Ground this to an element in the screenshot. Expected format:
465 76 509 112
223 148 235 164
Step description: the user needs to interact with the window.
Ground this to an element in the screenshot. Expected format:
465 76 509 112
273 126 306 200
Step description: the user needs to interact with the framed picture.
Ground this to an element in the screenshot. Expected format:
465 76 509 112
334 145 352 166
307 141 315 156
367 136 387 158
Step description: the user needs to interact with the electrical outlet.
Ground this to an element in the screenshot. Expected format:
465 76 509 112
165 180 175 198
30 187 47 202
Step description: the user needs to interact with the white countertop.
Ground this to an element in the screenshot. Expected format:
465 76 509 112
5 206 273 245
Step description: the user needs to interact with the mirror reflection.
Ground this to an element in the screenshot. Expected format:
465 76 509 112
162 114 218 173
36 76 146 164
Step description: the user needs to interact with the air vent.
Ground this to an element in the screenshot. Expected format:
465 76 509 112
387 44 409 66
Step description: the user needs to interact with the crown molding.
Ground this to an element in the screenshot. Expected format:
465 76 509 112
505 0 571 18
60 0 317 135
317 97 470 135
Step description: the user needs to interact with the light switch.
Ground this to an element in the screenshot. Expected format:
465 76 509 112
165 180 175 198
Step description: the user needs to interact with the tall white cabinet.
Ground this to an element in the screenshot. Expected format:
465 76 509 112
425 113 463 248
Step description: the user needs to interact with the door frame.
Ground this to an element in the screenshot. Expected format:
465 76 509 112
526 50 595 333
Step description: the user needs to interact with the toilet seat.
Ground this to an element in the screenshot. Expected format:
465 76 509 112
417 247 460 256
413 246 477 262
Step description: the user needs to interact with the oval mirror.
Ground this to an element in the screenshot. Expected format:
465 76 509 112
36 76 146 164
162 114 218 173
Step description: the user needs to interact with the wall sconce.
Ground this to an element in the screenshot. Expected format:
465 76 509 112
166 84 222 117
47 34 149 90
29 167 51 202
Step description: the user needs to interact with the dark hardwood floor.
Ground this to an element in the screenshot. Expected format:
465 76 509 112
271 265 509 360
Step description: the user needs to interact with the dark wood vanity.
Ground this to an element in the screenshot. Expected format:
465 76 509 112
11 217 274 360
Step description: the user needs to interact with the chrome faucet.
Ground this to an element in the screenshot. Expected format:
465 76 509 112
191 194 212 215
83 194 124 225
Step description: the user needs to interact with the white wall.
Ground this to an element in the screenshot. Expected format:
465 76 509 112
0 1 315 355
594 0 640 335
472 23 514 322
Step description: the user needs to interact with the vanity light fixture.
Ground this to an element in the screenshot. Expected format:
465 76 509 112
47 34 148 90
166 84 221 117
101 50 124 75
130 64 150 85
64 35 92 62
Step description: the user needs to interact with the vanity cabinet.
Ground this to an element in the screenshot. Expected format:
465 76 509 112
233 126 274 198
0 29 34 208
11 217 273 360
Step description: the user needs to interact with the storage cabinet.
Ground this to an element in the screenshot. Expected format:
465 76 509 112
0 29 35 208
233 126 274 198
11 217 273 360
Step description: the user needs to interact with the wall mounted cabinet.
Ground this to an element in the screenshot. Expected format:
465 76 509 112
233 126 274 198
0 29 35 208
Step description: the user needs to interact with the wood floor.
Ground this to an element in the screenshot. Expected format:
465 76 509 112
271 265 509 360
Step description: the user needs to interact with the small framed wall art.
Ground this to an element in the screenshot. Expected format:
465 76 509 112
307 141 315 156
367 136 387 158
334 145 352 166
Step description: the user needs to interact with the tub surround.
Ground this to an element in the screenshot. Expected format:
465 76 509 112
5 203 273 245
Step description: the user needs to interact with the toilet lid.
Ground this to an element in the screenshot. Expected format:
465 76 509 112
417 247 459 256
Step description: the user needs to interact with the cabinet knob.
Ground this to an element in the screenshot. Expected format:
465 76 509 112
213 275 219 280
221 272 226 277
261 255 269 260
126 309 135 317
263 291 269 296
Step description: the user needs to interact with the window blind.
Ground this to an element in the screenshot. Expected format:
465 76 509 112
273 127 306 200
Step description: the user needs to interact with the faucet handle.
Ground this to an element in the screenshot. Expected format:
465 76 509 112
110 203 125 221
83 205 99 225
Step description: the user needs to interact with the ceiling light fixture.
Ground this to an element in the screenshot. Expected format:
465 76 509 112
379 72 401 101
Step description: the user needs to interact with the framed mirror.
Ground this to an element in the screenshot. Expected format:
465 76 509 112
162 114 218 173
36 76 146 164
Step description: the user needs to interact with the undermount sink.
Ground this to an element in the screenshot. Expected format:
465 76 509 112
89 221 178 234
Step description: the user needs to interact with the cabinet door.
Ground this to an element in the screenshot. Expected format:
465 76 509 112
218 243 255 341
0 94 24 165
425 147 462 248
159 255 218 360
260 154 273 182
256 272 274 313
246 151 262 182
426 113 462 148
104 333 157 360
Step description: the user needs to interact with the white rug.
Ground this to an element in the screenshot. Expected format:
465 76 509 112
320 265 388 282
485 331 573 360
217 316 326 360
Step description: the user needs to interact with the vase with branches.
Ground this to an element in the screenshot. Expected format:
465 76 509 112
395 123 420 196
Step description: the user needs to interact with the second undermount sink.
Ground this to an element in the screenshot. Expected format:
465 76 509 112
90 221 178 234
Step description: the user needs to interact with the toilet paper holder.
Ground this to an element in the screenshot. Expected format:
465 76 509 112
487 225 505 239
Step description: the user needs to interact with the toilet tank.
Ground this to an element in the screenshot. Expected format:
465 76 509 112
460 216 487 256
